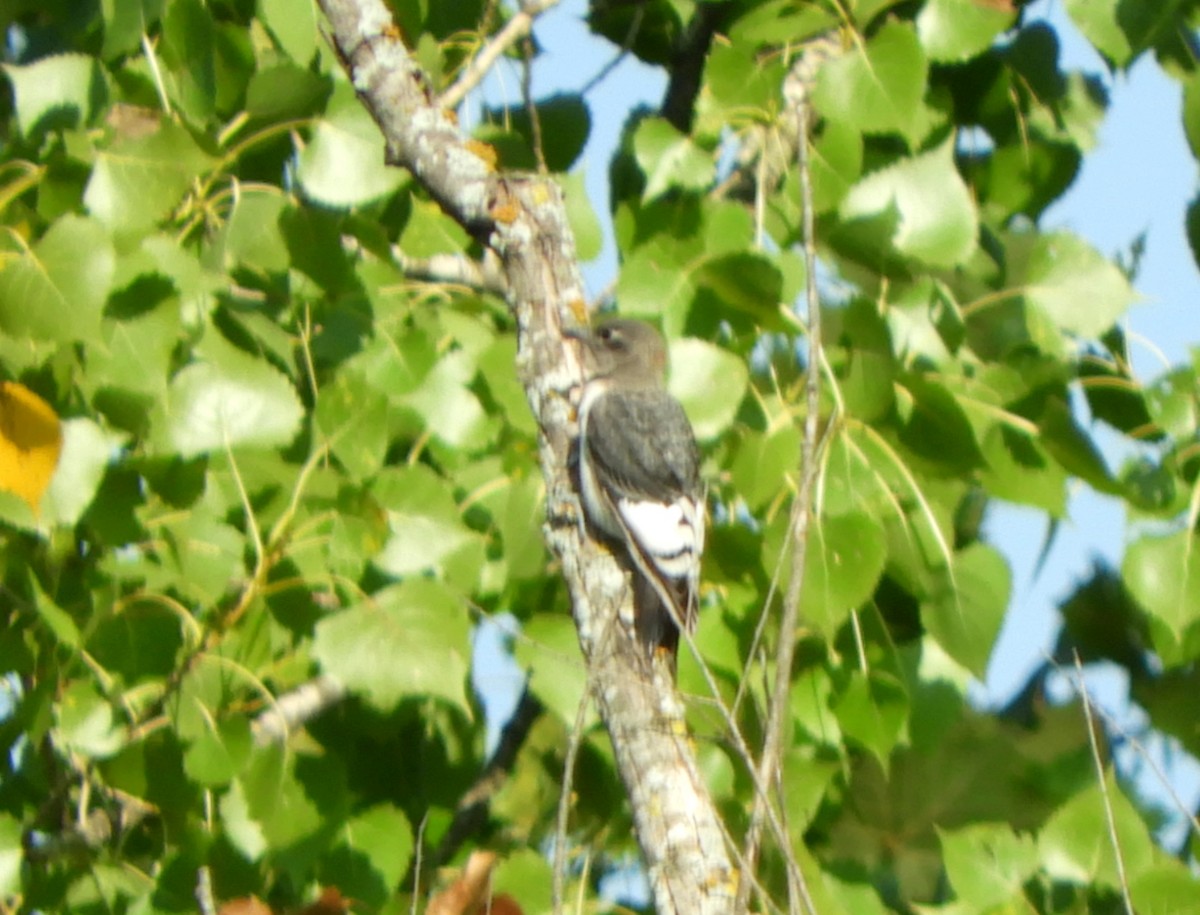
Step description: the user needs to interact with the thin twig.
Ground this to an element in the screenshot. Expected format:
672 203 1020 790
440 0 563 110
410 687 543 885
1074 652 1136 915
579 5 644 96
393 249 509 295
552 684 591 912
521 35 548 174
736 46 827 915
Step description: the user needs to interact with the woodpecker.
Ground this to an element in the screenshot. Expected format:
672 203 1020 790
567 318 705 662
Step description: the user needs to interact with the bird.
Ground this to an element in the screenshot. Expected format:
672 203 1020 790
567 318 705 664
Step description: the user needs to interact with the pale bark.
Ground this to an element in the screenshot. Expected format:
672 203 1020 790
316 1 735 910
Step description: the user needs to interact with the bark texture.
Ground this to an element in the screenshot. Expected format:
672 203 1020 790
317 1 735 910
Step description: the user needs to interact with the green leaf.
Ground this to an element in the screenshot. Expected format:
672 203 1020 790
85 121 215 233
488 851 554 913
151 336 303 458
1012 232 1136 339
315 370 389 482
260 0 319 63
504 94 591 173
514 614 591 728
841 298 897 422
1064 0 1183 69
55 680 126 760
100 0 166 60
916 0 1016 63
323 804 413 907
1129 864 1200 915
1123 530 1200 646
839 137 978 268
221 190 290 273
160 0 216 121
616 201 760 333
296 83 404 207
398 345 494 450
372 465 486 588
87 599 186 685
32 575 81 648
42 419 126 527
1038 772 1156 885
1185 73 1200 161
245 62 331 122
898 376 986 474
810 119 863 214
832 670 908 768
183 716 251 786
695 40 787 139
633 117 715 200
812 20 928 144
731 422 801 511
0 813 22 898
921 543 1010 677
693 251 786 323
1 52 106 136
800 512 888 635
90 301 183 405
312 579 471 712
1037 397 1122 495
978 425 1067 516
667 338 749 440
1145 366 1197 440
560 171 603 262
939 822 1039 907
232 745 345 858
0 215 114 344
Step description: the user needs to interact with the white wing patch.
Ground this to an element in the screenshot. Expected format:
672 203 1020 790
617 496 704 580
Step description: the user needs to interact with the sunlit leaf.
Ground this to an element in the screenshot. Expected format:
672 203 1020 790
921 543 1010 677
1 52 106 136
312 579 471 712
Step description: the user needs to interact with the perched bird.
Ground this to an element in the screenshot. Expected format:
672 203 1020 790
567 318 705 662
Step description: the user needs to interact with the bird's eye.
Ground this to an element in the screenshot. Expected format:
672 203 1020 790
598 326 615 341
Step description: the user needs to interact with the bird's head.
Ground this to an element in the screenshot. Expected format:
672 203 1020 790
567 318 667 387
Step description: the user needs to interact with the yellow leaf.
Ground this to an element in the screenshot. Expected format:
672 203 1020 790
0 381 63 514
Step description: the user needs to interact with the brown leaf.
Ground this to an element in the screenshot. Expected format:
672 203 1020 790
484 894 524 915
297 887 352 915
427 851 497 915
218 897 274 915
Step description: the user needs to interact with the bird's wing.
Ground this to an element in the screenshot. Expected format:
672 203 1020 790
585 389 704 634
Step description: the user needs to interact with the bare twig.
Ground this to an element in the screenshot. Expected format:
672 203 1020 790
1074 652 1136 915
735 44 830 915
440 0 563 111
552 685 591 913
431 687 544 868
521 35 547 174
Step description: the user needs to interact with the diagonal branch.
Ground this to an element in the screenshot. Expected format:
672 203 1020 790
317 2 734 910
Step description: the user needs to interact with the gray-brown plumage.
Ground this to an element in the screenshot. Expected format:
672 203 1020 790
568 318 705 661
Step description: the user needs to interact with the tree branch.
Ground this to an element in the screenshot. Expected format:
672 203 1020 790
317 2 734 909
252 674 346 745
660 4 724 133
